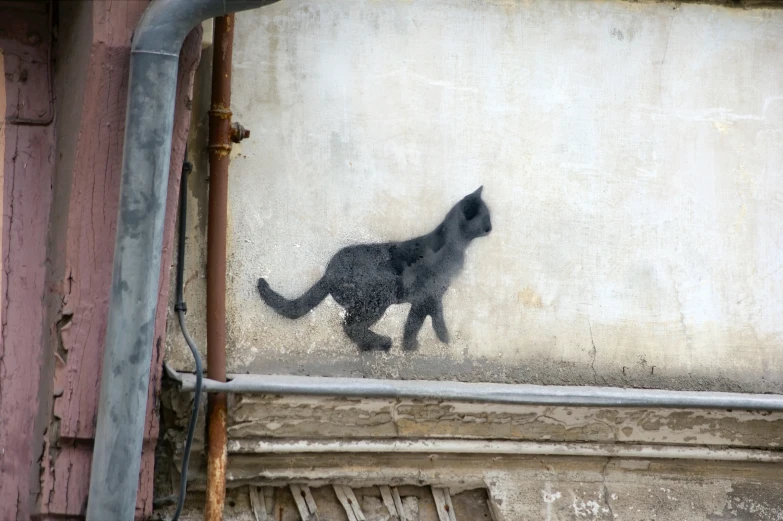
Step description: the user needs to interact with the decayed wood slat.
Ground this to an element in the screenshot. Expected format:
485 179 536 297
290 484 319 521
345 486 366 521
392 487 407 521
444 490 456 521
249 486 267 521
333 486 357 521
302 485 319 516
379 486 400 520
290 484 309 520
333 485 366 521
431 487 457 521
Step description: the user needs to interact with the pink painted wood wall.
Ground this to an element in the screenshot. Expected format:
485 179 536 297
0 3 55 518
0 2 203 519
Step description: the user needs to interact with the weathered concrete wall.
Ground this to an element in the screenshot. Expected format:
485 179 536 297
168 0 783 393
224 395 783 449
157 3 783 518
156 393 783 469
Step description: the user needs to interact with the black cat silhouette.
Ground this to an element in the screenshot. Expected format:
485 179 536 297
257 187 492 351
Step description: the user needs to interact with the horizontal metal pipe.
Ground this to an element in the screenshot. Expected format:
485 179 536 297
165 365 783 411
227 438 783 463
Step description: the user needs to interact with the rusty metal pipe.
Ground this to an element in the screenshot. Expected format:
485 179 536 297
205 12 235 521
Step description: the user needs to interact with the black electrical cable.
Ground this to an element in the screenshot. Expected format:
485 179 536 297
171 149 203 521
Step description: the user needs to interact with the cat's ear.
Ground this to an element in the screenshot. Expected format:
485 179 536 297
460 196 481 220
471 186 483 199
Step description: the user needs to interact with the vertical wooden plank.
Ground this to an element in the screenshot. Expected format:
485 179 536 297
35 2 151 518
0 49 5 315
0 6 54 519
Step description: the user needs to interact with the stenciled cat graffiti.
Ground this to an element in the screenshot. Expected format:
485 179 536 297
257 187 492 351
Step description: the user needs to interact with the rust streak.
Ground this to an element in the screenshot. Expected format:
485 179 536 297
205 399 228 520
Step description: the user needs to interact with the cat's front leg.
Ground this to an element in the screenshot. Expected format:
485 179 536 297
403 305 427 351
431 299 450 344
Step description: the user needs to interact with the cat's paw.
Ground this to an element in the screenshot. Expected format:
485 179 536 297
378 336 393 351
359 336 392 352
402 336 419 351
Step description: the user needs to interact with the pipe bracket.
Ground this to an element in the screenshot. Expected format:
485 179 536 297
230 121 251 143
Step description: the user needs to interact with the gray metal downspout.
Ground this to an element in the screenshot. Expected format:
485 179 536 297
86 1 279 519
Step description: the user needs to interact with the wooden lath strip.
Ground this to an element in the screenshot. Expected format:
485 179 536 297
391 487 407 521
431 487 457 521
333 485 366 521
379 486 401 521
290 484 320 521
248 486 267 521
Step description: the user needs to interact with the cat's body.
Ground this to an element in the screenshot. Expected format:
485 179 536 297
257 187 492 351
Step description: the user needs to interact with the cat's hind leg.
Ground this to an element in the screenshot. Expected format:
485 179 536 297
343 306 392 352
430 299 450 344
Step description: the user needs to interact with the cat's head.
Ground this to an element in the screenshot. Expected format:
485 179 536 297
457 186 492 240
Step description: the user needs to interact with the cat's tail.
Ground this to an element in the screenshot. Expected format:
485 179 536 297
257 276 329 319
